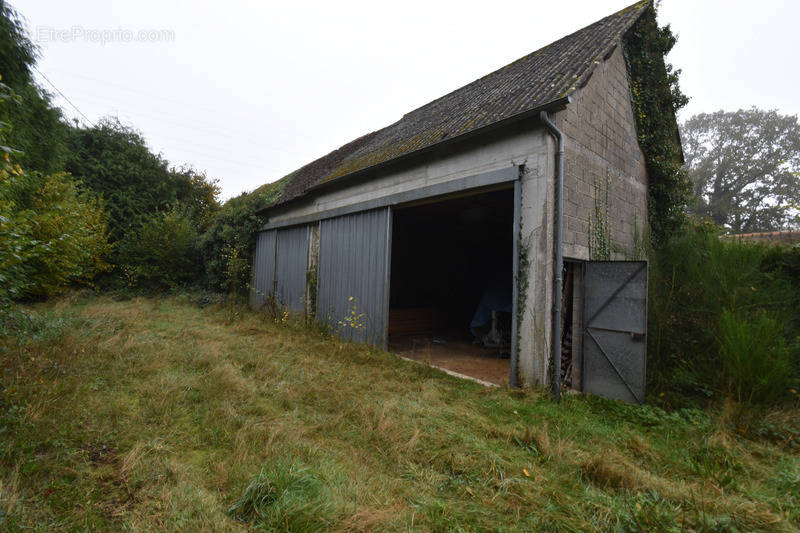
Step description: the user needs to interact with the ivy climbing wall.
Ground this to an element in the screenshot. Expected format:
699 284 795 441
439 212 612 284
553 42 650 262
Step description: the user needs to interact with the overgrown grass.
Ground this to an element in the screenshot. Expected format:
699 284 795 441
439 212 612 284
1 293 798 531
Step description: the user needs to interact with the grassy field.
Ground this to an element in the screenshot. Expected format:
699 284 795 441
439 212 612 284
0 294 798 531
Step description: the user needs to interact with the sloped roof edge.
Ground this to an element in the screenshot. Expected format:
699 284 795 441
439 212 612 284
258 0 650 215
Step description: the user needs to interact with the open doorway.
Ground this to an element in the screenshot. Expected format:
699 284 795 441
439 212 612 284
388 187 514 385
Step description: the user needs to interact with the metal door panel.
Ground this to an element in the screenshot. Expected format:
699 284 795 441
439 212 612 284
250 230 276 309
317 208 391 347
582 261 647 403
584 266 647 334
276 225 309 313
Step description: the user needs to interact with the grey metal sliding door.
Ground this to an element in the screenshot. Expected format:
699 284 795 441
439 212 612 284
317 208 391 347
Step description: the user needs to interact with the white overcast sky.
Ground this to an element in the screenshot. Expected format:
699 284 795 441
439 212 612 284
14 0 799 200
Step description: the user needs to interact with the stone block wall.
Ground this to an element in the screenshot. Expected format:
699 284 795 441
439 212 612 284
554 42 649 261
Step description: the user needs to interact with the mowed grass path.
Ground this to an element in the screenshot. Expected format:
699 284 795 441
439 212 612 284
0 294 798 531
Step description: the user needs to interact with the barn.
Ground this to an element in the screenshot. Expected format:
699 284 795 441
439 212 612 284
251 1 668 402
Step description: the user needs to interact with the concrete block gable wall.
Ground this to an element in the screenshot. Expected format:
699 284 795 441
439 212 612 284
554 42 649 261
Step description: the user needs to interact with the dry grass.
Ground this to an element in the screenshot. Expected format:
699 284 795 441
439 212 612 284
582 452 660 491
0 292 797 531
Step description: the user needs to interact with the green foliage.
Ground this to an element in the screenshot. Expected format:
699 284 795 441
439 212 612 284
66 118 170 242
649 219 800 405
198 178 287 292
515 232 531 379
227 460 337 528
65 118 219 287
66 118 208 242
3 294 798 530
168 165 221 230
771 458 800 494
683 108 800 233
0 4 36 87
3 84 69 174
306 266 318 321
589 170 612 260
0 165 109 300
762 243 800 338
762 423 800 453
588 171 649 261
116 208 200 290
0 4 224 296
618 490 682 533
0 306 81 347
718 309 793 405
584 393 712 430
623 4 691 248
0 5 69 174
0 84 109 303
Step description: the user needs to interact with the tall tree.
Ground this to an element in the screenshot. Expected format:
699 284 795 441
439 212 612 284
682 108 800 233
0 2 69 173
0 2 35 90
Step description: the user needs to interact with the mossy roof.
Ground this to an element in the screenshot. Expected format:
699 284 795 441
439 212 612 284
263 1 649 211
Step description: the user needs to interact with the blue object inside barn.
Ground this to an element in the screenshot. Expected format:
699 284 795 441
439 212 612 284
469 271 513 336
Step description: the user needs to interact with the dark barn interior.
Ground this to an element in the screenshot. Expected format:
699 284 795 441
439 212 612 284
388 187 514 384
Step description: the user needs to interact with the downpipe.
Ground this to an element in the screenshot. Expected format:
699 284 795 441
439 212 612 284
540 110 564 402
509 176 521 388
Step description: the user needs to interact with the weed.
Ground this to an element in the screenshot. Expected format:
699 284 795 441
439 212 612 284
748 409 800 451
718 309 793 405
589 169 612 261
227 459 347 530
337 296 365 332
618 491 681 533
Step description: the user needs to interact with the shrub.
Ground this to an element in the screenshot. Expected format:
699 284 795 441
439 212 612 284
115 208 200 289
649 218 800 406
718 309 793 405
66 118 177 244
0 166 109 301
0 79 108 305
198 178 286 293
